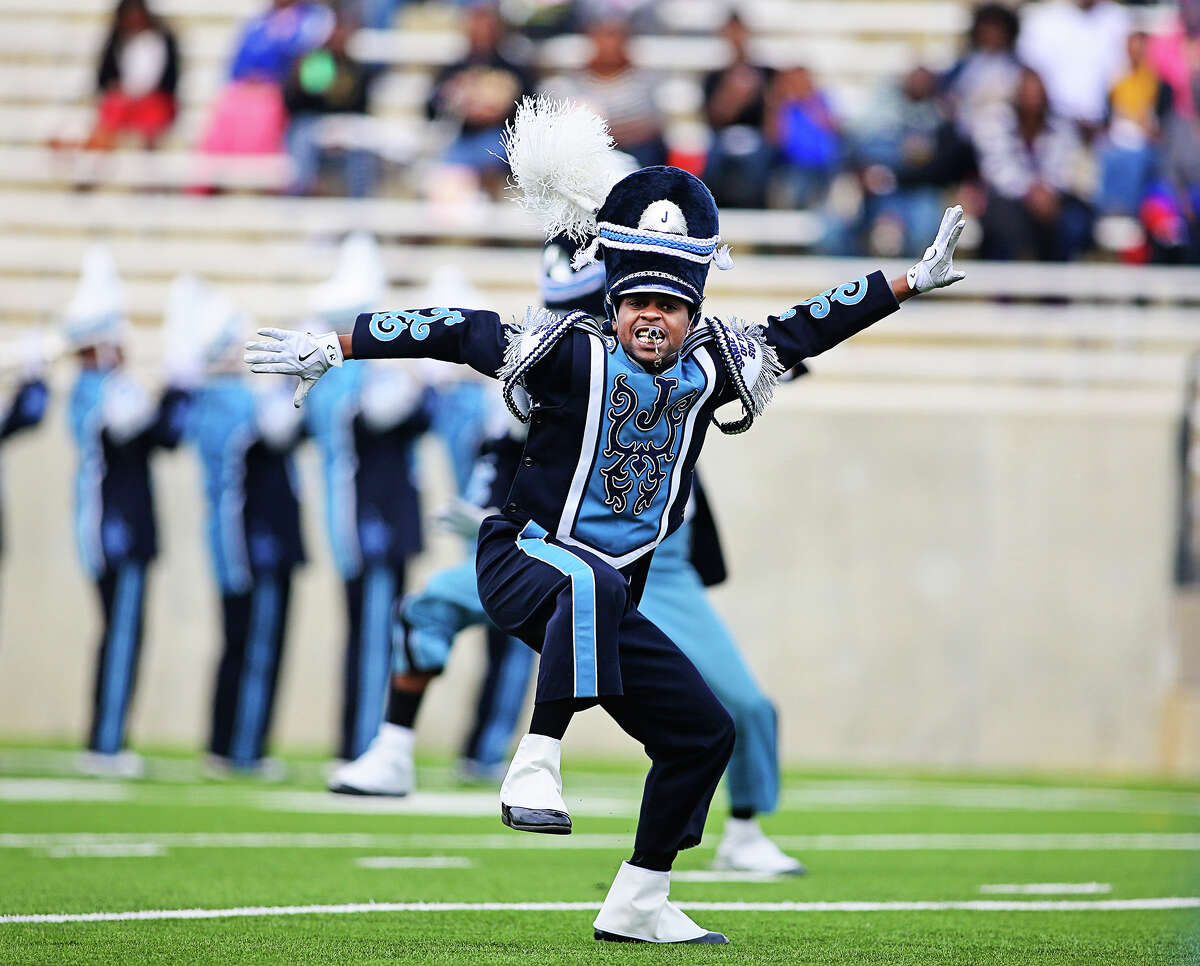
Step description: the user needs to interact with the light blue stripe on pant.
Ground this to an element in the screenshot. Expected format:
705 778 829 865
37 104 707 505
230 577 280 765
516 520 598 699
640 524 780 815
355 565 396 755
96 564 145 755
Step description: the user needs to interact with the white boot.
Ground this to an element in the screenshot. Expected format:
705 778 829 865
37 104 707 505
498 733 571 834
593 862 729 944
713 817 806 875
328 724 415 797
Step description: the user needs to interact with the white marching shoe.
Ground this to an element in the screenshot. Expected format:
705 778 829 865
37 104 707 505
713 817 806 875
77 750 145 780
498 733 571 834
328 724 415 796
593 862 729 944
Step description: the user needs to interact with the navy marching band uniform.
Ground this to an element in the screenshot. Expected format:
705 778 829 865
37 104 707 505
190 377 305 769
246 119 965 941
0 378 49 562
305 363 432 760
349 205 898 868
69 367 190 757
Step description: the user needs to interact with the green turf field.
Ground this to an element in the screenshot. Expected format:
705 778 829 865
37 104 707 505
1 747 1197 965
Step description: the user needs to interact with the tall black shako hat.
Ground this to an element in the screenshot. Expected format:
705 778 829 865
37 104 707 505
584 166 731 320
503 97 731 321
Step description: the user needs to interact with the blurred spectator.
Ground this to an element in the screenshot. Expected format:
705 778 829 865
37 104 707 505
973 68 1095 261
701 12 774 208
283 16 378 196
1145 70 1200 263
941 2 1021 132
854 67 974 257
198 0 333 158
1147 0 1200 121
573 0 660 33
542 19 666 167
1017 0 1130 136
426 3 534 193
765 66 841 209
1096 31 1172 216
87 0 179 150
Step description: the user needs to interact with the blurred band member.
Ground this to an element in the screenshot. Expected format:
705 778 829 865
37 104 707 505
305 233 432 760
64 247 191 778
181 279 305 775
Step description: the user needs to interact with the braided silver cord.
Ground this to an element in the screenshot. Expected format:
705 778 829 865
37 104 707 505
501 310 589 423
706 318 755 435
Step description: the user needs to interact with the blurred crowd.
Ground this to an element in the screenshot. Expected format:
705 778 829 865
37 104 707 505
75 0 1200 262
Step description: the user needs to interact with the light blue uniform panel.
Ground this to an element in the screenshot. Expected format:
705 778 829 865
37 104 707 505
303 363 366 578
394 555 488 673
229 574 283 765
188 378 257 593
639 522 780 814
572 344 712 562
94 562 145 754
68 371 109 578
431 380 488 496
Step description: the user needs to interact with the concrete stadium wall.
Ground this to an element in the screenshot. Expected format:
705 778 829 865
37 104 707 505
0 367 1189 775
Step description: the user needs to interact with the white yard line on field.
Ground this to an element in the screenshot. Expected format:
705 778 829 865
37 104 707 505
3 897 1198 925
771 833 1200 852
4 751 1200 816
979 883 1112 895
673 871 793 883
779 782 1200 816
354 857 474 869
43 843 166 859
0 779 132 802
3 832 1199 852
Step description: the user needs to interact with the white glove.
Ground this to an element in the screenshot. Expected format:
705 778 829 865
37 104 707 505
435 498 490 541
243 327 343 407
906 205 967 294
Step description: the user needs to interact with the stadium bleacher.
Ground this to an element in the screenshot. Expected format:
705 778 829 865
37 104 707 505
0 0 1191 397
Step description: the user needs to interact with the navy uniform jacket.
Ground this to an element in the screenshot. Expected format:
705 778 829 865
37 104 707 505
68 370 189 577
688 473 726 588
351 271 898 569
188 378 305 593
351 394 432 568
304 363 432 578
0 378 49 556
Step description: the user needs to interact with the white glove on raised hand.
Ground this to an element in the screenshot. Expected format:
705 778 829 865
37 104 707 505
243 327 343 407
906 205 967 294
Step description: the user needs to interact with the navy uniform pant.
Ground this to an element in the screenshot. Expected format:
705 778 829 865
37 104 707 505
209 572 293 766
477 515 735 855
342 562 406 760
88 562 148 754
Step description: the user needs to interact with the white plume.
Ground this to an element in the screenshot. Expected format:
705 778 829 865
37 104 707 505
502 95 625 241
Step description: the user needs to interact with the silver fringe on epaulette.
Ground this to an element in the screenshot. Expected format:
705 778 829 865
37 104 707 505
498 308 590 423
706 315 783 435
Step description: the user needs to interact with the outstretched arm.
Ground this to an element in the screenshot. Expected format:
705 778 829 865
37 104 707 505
245 307 506 407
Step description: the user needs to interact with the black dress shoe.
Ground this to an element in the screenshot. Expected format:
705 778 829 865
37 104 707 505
593 929 729 944
500 803 572 834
